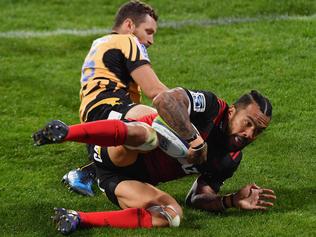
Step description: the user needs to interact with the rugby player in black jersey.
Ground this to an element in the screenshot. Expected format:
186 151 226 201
63 1 170 196
33 88 276 234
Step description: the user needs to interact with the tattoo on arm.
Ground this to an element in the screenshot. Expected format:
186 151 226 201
153 88 196 140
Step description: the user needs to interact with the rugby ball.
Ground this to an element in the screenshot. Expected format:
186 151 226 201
152 116 189 158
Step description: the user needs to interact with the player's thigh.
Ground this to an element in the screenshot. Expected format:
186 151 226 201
125 104 157 119
107 146 139 167
115 180 182 217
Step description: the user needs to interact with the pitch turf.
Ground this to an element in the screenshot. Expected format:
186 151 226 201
0 0 315 236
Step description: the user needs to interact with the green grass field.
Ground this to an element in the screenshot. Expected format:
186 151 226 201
0 0 315 236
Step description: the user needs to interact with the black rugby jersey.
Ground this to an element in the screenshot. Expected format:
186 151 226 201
92 89 242 193
140 89 242 192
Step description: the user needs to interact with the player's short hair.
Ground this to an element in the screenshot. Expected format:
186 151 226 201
234 90 272 118
113 0 158 28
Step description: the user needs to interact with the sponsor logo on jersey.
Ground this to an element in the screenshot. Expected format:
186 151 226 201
190 92 206 112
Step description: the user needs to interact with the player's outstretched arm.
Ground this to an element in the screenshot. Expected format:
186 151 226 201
131 64 168 100
186 177 276 212
185 176 225 211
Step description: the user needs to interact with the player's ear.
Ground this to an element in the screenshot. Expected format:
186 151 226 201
228 105 236 119
124 18 136 33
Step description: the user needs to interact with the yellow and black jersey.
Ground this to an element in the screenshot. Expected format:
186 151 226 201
79 33 150 122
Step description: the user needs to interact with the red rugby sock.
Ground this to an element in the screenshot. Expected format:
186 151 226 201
65 120 127 147
78 208 152 228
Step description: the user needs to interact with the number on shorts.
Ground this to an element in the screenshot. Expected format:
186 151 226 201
93 145 103 163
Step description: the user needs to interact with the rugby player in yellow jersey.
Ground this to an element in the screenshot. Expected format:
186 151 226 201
62 1 172 196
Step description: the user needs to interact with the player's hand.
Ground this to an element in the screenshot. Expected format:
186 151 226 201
234 183 276 211
32 120 69 146
186 136 207 165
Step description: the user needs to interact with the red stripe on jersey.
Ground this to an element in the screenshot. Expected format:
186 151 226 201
213 98 227 126
230 151 240 160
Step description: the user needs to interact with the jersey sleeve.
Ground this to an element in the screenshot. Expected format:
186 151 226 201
200 151 242 193
101 35 151 77
183 88 226 133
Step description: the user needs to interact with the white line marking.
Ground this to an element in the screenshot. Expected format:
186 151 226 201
0 14 315 38
160 14 316 27
0 28 111 38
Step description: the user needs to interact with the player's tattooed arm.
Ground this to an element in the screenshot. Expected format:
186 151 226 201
186 176 276 212
153 87 196 140
154 88 207 164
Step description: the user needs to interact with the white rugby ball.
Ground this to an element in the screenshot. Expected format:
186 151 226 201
152 116 189 158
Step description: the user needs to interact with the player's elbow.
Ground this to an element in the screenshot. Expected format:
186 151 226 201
185 192 194 207
185 186 200 208
153 87 186 111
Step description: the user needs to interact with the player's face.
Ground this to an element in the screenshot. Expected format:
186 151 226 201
226 102 270 151
133 14 157 48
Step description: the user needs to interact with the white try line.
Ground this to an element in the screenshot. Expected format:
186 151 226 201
0 14 315 38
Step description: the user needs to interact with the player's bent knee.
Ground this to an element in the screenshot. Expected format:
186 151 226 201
124 122 158 151
147 205 181 227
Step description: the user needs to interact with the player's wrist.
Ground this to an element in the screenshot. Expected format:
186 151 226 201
187 141 207 164
222 193 237 209
221 196 228 210
188 135 204 148
230 193 237 208
186 133 198 143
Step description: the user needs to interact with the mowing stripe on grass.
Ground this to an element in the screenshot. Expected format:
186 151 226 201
1 14 315 38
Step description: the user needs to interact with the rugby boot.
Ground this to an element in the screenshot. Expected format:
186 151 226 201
33 120 69 146
62 169 95 196
52 207 80 235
